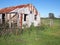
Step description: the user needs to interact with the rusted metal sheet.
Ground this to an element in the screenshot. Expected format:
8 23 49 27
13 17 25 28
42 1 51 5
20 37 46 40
20 14 23 29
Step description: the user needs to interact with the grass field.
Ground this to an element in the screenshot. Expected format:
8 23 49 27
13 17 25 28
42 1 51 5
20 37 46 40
0 18 60 45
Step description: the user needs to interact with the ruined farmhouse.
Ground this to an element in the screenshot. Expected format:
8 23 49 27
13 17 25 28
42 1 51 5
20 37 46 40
0 4 40 28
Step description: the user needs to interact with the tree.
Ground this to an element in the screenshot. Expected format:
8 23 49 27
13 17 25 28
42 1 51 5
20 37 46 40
49 13 55 19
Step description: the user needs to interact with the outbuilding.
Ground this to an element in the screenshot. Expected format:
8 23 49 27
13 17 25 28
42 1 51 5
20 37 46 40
0 4 40 28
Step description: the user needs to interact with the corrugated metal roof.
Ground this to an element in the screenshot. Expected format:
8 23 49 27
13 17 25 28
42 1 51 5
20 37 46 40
0 4 30 13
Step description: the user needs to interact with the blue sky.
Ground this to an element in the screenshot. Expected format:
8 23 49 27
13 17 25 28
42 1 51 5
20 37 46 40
0 0 60 18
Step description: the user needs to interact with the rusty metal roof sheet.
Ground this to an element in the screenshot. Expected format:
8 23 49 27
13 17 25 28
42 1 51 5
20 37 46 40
0 4 29 13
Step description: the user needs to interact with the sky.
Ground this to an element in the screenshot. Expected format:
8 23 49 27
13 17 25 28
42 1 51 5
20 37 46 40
0 0 60 18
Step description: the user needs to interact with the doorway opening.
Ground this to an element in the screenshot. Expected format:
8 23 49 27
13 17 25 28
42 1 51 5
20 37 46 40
2 14 5 23
34 15 37 20
24 14 28 21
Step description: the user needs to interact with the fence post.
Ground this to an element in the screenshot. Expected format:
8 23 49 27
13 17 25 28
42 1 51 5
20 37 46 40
50 19 53 27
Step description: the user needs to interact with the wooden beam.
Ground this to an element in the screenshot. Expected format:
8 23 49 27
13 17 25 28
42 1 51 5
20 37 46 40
17 14 19 28
9 14 11 28
7 14 16 22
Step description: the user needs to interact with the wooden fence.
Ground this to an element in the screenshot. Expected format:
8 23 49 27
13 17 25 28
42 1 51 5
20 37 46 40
0 23 22 36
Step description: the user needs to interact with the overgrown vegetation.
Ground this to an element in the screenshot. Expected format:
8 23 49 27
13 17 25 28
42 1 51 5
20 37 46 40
0 18 60 45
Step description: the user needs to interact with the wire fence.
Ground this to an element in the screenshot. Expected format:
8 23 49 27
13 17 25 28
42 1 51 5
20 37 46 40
0 23 22 36
0 18 60 36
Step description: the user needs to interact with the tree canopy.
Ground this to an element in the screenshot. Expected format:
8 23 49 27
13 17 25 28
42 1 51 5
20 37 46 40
49 13 55 19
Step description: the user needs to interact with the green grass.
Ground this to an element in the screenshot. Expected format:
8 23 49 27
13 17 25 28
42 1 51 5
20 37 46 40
0 19 60 45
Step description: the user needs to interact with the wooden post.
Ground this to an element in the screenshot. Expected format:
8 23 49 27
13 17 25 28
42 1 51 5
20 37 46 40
8 13 12 34
50 19 53 27
20 13 22 29
17 14 19 28
9 14 11 28
16 13 19 35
